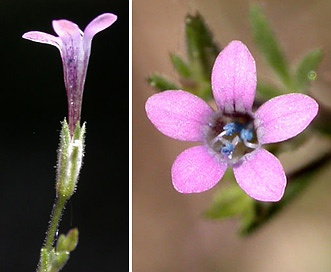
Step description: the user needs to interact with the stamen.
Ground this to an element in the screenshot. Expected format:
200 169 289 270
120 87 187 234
223 123 236 136
206 112 258 162
231 135 240 146
243 141 259 149
240 128 253 141
240 129 258 149
223 122 244 136
221 142 235 159
211 130 228 145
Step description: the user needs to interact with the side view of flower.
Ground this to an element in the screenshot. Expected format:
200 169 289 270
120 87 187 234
145 40 319 202
22 13 117 135
22 13 117 271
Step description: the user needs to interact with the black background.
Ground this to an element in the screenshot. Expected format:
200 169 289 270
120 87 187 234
0 0 127 271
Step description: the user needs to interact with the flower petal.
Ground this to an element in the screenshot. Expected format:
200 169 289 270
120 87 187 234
84 13 117 41
52 19 82 39
211 40 256 113
22 31 61 49
172 146 227 193
233 148 286 202
145 90 214 141
254 93 319 144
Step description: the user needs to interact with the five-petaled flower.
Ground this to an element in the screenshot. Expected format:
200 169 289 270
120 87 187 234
145 40 319 202
22 13 117 135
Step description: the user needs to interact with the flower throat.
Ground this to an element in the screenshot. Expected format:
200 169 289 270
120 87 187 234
206 112 258 164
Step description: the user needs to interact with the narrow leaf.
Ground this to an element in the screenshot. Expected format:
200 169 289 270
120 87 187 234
249 4 291 86
170 53 192 78
147 74 179 91
204 183 255 233
185 12 220 80
295 48 323 90
56 228 79 253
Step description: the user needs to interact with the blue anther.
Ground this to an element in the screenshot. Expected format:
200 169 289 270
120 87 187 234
223 123 236 136
223 123 240 136
221 142 235 158
240 128 253 141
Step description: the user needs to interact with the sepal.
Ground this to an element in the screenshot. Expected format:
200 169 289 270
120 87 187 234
56 119 86 198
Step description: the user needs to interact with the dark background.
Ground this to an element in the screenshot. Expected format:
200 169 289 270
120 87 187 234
0 0 127 271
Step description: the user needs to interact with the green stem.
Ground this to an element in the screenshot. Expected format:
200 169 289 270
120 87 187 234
37 195 68 272
44 196 67 250
36 121 85 271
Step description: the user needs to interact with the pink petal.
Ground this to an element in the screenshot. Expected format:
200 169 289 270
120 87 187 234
145 90 214 141
211 40 256 113
52 19 82 39
233 148 286 202
172 146 227 193
84 13 117 41
22 31 61 49
254 93 319 144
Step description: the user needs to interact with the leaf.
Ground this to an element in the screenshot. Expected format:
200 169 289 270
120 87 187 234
147 74 179 91
56 228 79 253
170 53 192 78
185 12 220 80
204 183 255 233
294 48 323 90
249 4 291 87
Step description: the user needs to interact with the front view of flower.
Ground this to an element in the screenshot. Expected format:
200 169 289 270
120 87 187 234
145 40 318 202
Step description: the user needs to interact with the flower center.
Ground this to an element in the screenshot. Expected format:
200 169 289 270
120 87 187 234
205 112 259 164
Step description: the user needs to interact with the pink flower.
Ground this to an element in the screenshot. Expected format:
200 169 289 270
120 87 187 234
22 13 117 135
145 40 319 202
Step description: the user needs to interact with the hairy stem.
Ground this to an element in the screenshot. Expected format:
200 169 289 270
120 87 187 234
37 195 68 272
44 196 67 251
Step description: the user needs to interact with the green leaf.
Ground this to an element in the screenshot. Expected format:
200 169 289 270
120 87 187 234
185 12 220 80
294 48 323 90
170 53 192 78
56 228 79 253
146 12 218 101
147 74 179 91
249 4 292 87
204 183 255 233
